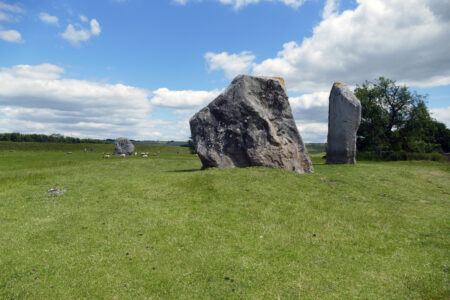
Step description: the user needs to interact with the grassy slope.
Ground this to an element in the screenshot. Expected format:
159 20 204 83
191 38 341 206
0 143 449 299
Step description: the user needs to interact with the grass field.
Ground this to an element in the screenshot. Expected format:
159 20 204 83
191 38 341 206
0 142 449 299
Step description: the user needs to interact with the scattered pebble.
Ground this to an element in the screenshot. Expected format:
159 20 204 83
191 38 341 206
259 235 263 239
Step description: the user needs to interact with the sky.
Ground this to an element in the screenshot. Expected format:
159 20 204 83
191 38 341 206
0 0 449 142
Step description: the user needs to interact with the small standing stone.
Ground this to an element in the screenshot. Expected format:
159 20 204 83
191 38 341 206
114 137 135 155
326 82 361 164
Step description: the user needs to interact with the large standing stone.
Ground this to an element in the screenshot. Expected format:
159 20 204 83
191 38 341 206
326 82 361 164
114 137 135 155
189 75 314 174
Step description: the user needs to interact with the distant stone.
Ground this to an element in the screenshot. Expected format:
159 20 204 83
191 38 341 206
189 75 313 174
47 188 66 196
114 137 135 155
326 82 361 164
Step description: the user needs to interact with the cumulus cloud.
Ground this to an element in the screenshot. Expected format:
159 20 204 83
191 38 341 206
289 91 329 122
252 0 450 92
289 91 329 142
0 28 22 42
0 1 24 14
150 88 220 110
175 0 306 9
205 51 255 79
79 14 88 22
202 0 450 141
39 12 59 25
0 63 170 140
0 11 13 21
0 1 24 42
430 106 450 128
297 122 328 143
322 0 338 18
61 18 101 46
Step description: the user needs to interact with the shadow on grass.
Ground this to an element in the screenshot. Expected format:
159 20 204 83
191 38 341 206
169 169 202 173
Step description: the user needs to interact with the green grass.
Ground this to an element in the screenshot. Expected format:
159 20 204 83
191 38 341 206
0 143 449 299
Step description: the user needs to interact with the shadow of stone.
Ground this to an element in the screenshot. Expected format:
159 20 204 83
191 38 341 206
169 169 202 173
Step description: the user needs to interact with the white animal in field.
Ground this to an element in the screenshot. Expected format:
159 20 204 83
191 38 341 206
142 154 148 158
119 154 126 158
135 152 137 156
103 153 111 158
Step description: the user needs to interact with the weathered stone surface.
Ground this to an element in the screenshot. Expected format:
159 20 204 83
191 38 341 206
114 137 135 155
189 75 313 174
326 82 361 164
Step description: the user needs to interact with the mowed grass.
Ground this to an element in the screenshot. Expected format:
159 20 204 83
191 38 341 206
0 143 449 299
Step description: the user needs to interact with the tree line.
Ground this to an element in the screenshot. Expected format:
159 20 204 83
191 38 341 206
0 133 111 144
355 77 449 157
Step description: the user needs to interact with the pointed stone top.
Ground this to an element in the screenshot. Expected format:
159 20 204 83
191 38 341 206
331 81 360 106
270 76 286 88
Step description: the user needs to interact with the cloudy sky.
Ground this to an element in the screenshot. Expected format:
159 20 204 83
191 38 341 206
0 0 449 142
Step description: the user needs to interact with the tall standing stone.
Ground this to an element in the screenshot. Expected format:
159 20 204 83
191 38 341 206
114 137 135 155
326 82 361 164
189 75 314 174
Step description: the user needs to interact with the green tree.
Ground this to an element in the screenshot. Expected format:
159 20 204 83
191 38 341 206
187 137 196 154
355 77 426 154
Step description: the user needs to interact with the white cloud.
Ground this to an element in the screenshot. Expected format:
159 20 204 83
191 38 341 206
0 1 24 14
61 18 101 46
39 12 59 25
0 1 24 42
251 0 450 92
289 91 329 143
90 19 101 35
430 106 450 128
176 0 305 9
297 122 328 143
79 14 88 22
205 51 255 79
0 63 171 140
322 0 338 18
150 88 220 114
0 28 22 42
0 11 13 21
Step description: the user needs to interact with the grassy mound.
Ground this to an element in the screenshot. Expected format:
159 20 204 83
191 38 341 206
0 143 448 298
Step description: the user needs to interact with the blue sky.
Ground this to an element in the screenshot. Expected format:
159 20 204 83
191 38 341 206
0 0 449 142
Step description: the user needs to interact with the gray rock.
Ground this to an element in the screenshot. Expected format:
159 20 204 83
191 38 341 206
326 82 361 164
114 137 135 155
189 75 313 174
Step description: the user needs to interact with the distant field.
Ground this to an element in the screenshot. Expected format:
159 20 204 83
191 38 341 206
0 143 448 299
0 141 326 154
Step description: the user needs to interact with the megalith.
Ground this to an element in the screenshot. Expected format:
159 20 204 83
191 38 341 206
326 82 361 164
189 75 314 174
114 137 135 155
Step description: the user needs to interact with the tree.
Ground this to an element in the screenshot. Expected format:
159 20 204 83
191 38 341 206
187 137 196 154
355 77 449 154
